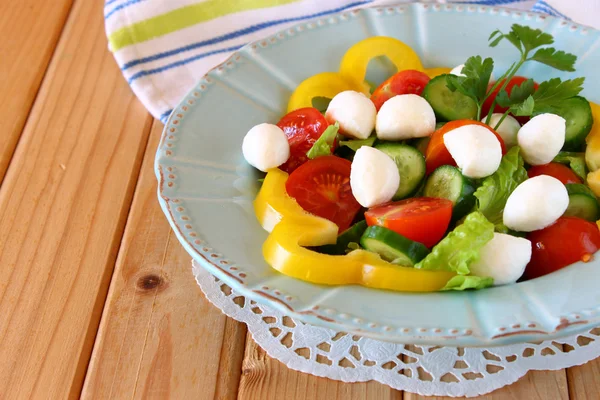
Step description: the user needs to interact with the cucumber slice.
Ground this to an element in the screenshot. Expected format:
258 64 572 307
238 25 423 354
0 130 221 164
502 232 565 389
554 96 593 151
318 221 368 255
360 226 430 266
412 137 431 156
375 143 426 200
564 183 600 221
422 74 477 121
423 165 475 221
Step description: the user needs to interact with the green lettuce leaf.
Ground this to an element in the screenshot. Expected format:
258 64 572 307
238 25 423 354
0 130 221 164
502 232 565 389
553 151 588 182
442 275 494 291
306 122 339 159
474 147 527 228
339 135 376 152
415 211 494 275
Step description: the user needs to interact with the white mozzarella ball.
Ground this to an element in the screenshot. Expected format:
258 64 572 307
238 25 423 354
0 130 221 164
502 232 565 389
482 114 520 148
451 63 495 83
517 113 566 165
470 233 532 286
503 175 569 232
450 64 466 77
376 94 436 140
242 123 290 172
443 125 502 178
325 90 376 139
350 147 400 208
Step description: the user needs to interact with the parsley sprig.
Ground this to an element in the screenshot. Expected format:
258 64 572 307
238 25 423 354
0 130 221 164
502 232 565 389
446 24 584 129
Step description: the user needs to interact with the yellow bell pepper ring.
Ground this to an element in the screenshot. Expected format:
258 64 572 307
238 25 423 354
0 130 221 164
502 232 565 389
286 72 367 113
425 67 452 79
254 169 455 292
339 36 424 90
587 169 600 197
584 102 600 171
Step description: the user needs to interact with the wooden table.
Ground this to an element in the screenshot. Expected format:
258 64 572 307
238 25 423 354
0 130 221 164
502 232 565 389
1 0 599 398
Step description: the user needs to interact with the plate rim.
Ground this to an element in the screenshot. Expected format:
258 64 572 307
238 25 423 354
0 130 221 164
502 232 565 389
155 2 600 346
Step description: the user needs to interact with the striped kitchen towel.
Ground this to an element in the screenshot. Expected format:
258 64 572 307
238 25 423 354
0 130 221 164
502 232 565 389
104 0 599 122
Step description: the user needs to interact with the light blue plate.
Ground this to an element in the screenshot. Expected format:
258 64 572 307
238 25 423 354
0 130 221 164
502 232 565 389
155 3 600 347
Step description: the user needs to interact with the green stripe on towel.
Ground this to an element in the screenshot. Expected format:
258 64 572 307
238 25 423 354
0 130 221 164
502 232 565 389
109 0 301 51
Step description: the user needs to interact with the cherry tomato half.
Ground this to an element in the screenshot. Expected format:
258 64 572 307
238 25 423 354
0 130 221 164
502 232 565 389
528 163 582 185
286 156 361 231
482 76 539 124
365 198 453 248
525 217 600 280
425 120 507 175
277 107 331 173
370 70 431 111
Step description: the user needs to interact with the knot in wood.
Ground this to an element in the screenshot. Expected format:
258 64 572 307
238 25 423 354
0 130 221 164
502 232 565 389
138 274 164 291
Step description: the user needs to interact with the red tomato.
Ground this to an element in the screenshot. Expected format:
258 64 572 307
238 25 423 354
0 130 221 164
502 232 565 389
365 198 453 248
482 76 539 124
527 163 582 185
285 156 361 231
277 107 330 173
370 70 430 111
425 120 507 175
526 217 600 280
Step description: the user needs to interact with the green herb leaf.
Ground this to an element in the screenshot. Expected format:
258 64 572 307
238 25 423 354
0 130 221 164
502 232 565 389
415 212 494 275
496 78 535 108
463 56 495 100
489 29 501 41
505 31 524 52
490 28 524 52
511 95 535 116
489 33 504 48
511 24 554 52
442 275 494 291
529 48 577 71
554 151 588 181
446 56 494 104
474 147 528 228
339 135 376 152
488 24 578 70
306 122 339 159
531 77 585 114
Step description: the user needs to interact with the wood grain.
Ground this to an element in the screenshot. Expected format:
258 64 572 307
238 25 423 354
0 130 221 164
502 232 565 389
238 335 403 400
0 0 74 183
0 0 598 397
404 370 569 400
82 121 247 400
567 358 600 400
0 0 153 397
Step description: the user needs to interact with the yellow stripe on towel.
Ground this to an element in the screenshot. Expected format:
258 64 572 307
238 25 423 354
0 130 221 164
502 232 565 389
109 0 301 51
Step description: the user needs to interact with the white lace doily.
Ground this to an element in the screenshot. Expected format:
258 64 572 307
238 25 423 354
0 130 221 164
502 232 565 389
193 261 600 397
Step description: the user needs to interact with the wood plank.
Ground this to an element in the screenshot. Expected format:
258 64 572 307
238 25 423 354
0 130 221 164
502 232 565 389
82 121 247 400
0 0 74 183
238 336 403 400
0 0 153 397
404 370 569 400
567 358 600 400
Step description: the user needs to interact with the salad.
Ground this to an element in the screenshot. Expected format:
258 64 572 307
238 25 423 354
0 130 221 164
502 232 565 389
242 24 600 292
